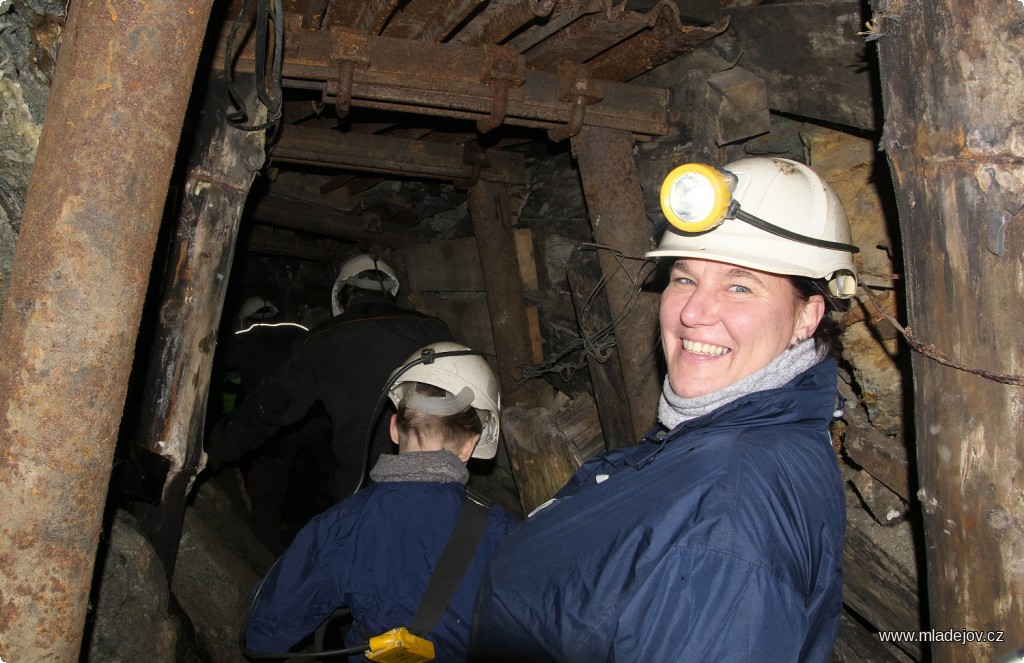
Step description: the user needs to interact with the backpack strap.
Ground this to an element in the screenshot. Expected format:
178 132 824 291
407 492 492 636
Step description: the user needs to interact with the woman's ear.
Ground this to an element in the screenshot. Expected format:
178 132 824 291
794 294 826 343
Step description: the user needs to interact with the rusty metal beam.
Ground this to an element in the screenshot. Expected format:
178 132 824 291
0 0 214 658
270 124 527 184
215 22 670 137
571 126 662 441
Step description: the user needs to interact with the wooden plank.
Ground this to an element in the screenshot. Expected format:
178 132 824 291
843 486 922 660
725 1 878 131
468 180 536 406
271 125 527 185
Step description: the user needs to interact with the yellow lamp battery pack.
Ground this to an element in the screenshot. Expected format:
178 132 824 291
365 627 436 662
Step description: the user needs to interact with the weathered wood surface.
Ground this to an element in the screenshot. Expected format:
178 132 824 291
0 0 215 657
467 180 537 406
132 74 267 575
500 391 605 514
843 482 923 660
566 248 637 450
726 0 879 131
872 1 1024 659
572 126 662 439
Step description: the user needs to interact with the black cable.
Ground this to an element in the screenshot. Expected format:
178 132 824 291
225 0 283 131
732 205 860 254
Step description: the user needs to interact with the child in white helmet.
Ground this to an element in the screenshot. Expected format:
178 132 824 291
243 342 516 663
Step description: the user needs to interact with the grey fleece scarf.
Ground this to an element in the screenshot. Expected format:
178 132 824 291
369 449 469 485
658 339 827 430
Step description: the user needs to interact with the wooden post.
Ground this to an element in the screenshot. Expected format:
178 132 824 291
571 126 661 441
0 0 214 657
566 249 635 450
468 179 537 406
131 74 267 575
871 1 1024 659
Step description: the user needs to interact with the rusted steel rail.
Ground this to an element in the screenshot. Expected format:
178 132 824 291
0 0 214 658
216 21 670 137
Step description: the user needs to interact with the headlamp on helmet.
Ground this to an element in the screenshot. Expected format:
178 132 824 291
659 162 859 255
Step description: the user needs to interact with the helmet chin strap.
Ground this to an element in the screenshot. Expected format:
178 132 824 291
729 202 860 254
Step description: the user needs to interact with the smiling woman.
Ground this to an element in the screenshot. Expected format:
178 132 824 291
470 157 858 663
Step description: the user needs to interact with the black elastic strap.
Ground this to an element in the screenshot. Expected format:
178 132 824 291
407 493 492 636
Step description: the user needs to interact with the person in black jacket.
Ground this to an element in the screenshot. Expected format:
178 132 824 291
206 254 454 502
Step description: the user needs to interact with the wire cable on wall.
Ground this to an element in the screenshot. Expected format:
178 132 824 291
224 0 284 132
515 244 656 386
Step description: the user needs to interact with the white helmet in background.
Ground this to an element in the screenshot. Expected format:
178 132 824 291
331 253 400 316
387 341 502 460
237 296 279 330
647 157 858 297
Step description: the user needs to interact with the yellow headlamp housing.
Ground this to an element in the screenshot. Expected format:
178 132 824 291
659 163 736 232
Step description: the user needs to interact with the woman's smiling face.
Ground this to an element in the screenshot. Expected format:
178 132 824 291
659 258 824 398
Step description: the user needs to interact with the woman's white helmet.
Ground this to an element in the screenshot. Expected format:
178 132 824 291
647 157 858 297
331 253 401 315
387 342 502 460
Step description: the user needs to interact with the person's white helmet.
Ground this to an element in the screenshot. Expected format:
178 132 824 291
386 342 502 460
647 157 858 297
237 296 279 329
331 253 400 316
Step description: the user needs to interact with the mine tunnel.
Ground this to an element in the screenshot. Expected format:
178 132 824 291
1 0 1023 661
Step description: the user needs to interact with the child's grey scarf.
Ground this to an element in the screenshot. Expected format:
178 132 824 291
369 449 469 485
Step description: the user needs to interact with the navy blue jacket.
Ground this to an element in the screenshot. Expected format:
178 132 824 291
470 359 845 662
246 480 517 662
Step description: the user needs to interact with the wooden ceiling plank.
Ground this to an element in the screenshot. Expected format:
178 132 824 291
586 4 729 82
522 4 650 68
250 194 410 246
326 0 402 32
448 0 553 47
269 125 528 185
504 0 604 52
384 0 486 42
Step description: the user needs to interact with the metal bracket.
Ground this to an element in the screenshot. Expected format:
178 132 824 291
477 45 526 134
325 28 370 118
455 144 490 189
548 61 603 142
